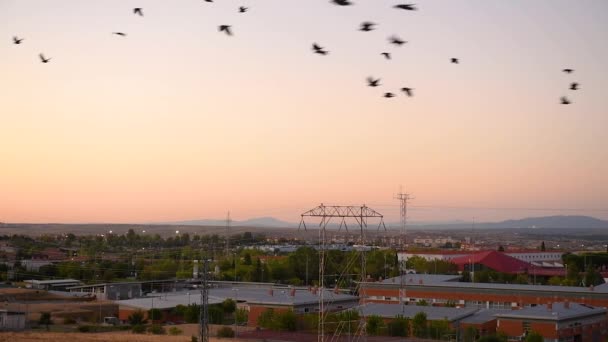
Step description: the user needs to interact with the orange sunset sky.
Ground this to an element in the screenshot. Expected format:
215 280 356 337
1 0 607 223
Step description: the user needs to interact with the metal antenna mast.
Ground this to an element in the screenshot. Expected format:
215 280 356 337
299 204 386 342
394 186 413 249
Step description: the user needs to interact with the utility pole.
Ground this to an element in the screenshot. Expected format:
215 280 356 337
200 260 210 342
225 211 231 256
394 187 413 311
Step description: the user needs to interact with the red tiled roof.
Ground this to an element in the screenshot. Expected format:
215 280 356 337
452 250 532 274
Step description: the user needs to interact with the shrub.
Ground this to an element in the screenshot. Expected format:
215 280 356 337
387 315 410 337
366 315 384 336
147 325 166 335
217 326 235 338
412 312 428 338
525 331 544 342
77 325 91 333
63 317 76 324
191 336 198 342
131 325 145 334
128 310 147 325
169 326 183 335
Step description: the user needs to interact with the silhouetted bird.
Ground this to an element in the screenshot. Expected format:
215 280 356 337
570 82 579 90
381 52 391 60
39 53 51 63
401 87 413 97
332 0 353 5
394 4 417 10
384 92 395 98
13 36 23 44
562 69 574 74
360 22 376 32
219 25 233 36
205 0 213 2
312 43 328 55
112 32 127 36
560 96 571 105
133 8 143 16
451 58 459 64
239 6 248 13
389 36 406 46
367 77 381 87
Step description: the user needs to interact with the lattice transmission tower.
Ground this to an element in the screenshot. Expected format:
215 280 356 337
299 204 386 342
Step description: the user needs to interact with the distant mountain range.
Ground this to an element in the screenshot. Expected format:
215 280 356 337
162 217 296 228
159 215 608 230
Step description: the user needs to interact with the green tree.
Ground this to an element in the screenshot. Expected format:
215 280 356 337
525 331 543 342
209 305 224 324
184 304 201 324
128 310 147 325
498 245 505 252
412 311 428 338
429 318 451 340
416 299 429 306
277 310 297 331
235 308 248 326
540 241 546 251
387 315 410 337
148 308 162 321
222 298 236 314
258 309 276 329
463 326 478 342
584 267 603 287
365 315 384 336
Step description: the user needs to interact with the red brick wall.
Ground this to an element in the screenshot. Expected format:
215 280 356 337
530 322 558 339
498 319 524 337
247 305 289 327
461 319 497 336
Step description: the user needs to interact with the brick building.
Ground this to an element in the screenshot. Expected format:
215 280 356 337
496 302 608 342
360 274 608 308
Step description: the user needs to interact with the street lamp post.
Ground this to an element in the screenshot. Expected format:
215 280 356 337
232 288 239 337
234 253 237 282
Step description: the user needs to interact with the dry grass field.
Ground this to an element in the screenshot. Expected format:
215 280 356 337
0 332 257 342
0 332 190 342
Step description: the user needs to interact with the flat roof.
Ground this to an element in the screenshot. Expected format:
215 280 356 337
25 279 81 285
356 303 477 322
495 303 607 321
117 292 223 310
116 287 358 310
380 274 462 285
460 309 508 324
211 287 358 307
367 276 608 295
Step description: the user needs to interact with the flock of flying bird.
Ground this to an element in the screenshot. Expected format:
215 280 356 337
10 1 580 103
